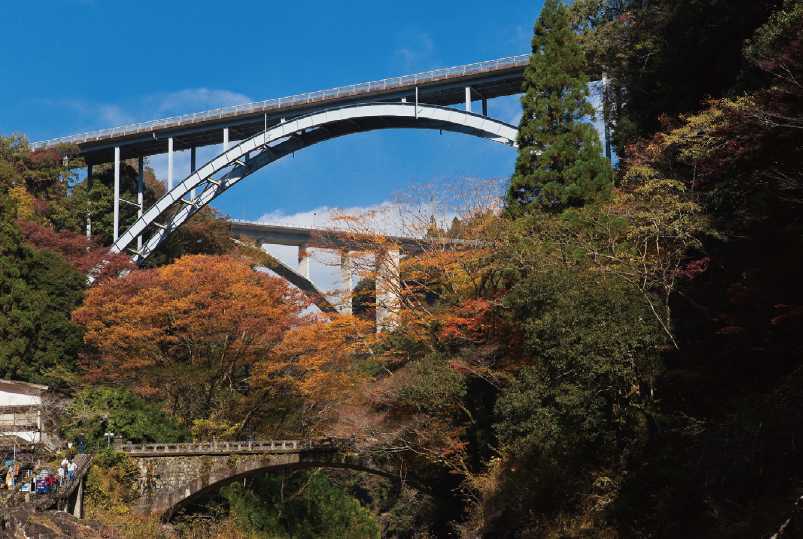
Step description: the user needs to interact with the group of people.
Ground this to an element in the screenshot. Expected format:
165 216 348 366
57 457 78 485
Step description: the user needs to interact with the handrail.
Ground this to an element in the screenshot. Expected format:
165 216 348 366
53 452 93 500
31 54 528 150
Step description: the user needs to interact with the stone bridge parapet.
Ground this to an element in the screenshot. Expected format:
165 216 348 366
115 437 356 457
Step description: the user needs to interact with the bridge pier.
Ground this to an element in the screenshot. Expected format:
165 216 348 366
168 136 174 190
113 146 120 241
71 476 83 519
376 249 400 332
85 164 92 238
137 155 144 250
340 251 353 315
190 147 197 200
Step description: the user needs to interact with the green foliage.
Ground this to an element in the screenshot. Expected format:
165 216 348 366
212 470 380 539
84 449 141 515
496 269 666 457
506 0 614 215
83 162 160 247
569 0 783 153
61 386 186 445
380 353 467 416
0 134 81 206
0 197 86 384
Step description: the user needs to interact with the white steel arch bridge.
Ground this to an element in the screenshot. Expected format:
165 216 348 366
111 102 517 264
33 55 526 316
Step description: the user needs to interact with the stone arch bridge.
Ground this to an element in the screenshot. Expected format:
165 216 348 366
115 438 429 521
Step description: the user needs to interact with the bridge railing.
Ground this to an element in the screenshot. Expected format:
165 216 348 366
116 438 358 455
31 54 529 150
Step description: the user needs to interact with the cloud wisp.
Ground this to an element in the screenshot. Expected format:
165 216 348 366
59 87 253 134
394 31 436 73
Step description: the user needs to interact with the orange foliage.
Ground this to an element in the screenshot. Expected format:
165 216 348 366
265 314 377 401
72 254 312 425
312 177 514 350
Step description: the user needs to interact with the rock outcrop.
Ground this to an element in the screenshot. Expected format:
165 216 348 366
0 505 99 539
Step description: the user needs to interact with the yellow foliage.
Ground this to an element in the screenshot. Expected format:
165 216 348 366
8 185 36 222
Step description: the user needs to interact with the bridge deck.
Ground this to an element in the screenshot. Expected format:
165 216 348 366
231 218 482 251
33 55 528 165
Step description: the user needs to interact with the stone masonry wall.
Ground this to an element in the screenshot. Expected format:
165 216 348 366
133 454 272 497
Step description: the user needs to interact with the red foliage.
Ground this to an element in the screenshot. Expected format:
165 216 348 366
438 296 516 346
20 222 135 283
673 257 712 281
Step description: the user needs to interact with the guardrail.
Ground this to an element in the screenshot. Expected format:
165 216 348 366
230 218 335 232
31 54 529 150
116 438 358 456
53 452 93 500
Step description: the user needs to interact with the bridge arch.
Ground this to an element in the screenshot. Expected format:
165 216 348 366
128 451 440 522
111 102 517 267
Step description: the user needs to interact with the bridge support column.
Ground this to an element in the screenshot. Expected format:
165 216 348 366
223 127 229 151
376 249 400 332
298 242 310 279
72 477 84 519
113 146 120 241
86 164 92 238
168 137 174 190
602 71 612 160
138 156 144 250
340 251 353 315
190 147 197 199
482 98 488 117
465 86 472 112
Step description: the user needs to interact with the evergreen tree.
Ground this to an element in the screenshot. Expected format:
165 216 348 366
506 0 614 215
0 196 86 383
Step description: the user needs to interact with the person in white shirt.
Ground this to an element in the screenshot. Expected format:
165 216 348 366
67 461 77 481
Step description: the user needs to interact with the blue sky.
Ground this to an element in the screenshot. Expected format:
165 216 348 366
2 0 544 217
2 0 549 291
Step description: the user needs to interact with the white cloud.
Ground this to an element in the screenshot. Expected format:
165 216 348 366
149 88 253 118
61 99 136 129
508 25 531 48
394 32 435 73
254 203 396 294
257 206 331 228
492 94 523 127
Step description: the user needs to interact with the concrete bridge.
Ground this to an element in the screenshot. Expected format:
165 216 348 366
33 55 525 326
114 438 422 521
230 218 482 322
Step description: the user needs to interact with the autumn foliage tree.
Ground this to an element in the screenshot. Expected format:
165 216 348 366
310 177 519 476
20 221 134 283
73 254 313 431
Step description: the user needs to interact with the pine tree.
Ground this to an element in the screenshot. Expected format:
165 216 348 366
506 0 614 216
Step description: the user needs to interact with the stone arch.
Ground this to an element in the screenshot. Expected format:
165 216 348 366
129 452 440 522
